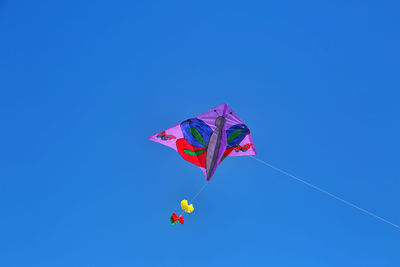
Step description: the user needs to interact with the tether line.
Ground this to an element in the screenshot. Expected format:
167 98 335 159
189 181 209 203
250 155 400 230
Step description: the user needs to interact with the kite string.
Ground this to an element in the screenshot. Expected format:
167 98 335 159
250 155 400 230
189 181 209 204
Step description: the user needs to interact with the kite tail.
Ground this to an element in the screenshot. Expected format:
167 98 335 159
178 182 208 217
171 182 209 225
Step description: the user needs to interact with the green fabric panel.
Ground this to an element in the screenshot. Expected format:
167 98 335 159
227 130 242 143
220 154 227 162
190 127 207 146
183 148 206 156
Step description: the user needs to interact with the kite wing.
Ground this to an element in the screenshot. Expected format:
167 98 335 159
148 103 256 180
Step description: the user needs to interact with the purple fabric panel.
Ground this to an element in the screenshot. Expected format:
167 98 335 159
197 103 242 130
222 103 257 157
147 123 183 151
228 135 257 156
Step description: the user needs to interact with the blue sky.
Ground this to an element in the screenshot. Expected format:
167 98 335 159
1 1 400 266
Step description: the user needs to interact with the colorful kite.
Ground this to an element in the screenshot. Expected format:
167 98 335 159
149 103 256 224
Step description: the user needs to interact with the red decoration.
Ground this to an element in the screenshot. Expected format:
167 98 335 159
176 138 207 168
171 212 184 224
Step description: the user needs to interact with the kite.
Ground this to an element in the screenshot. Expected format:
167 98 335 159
147 103 400 230
148 103 256 225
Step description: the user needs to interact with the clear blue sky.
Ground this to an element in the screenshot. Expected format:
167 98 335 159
1 1 399 266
